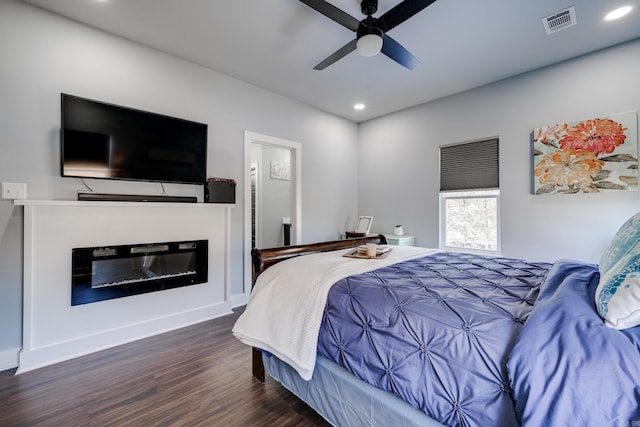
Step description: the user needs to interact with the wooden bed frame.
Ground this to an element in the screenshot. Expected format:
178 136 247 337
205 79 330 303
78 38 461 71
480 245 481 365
249 234 387 382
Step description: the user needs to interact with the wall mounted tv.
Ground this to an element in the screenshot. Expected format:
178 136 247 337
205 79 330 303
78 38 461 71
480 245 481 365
61 94 207 185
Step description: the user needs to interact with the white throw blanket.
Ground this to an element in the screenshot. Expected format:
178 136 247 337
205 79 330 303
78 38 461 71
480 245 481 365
232 245 437 380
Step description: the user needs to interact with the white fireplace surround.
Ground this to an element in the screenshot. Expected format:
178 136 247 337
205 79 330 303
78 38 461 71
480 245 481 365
16 200 233 373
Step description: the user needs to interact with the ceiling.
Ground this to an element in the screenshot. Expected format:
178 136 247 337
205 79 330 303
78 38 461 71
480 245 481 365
21 0 640 122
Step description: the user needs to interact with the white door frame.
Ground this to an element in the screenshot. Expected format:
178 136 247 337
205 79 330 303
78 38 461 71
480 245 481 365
243 131 301 299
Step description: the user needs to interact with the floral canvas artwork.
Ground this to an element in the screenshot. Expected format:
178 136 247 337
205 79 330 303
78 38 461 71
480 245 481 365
532 112 638 195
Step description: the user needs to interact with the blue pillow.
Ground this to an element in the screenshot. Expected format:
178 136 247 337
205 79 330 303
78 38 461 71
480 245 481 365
596 212 640 329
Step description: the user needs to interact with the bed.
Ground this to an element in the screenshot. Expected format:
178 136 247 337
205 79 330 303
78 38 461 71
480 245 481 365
233 226 640 427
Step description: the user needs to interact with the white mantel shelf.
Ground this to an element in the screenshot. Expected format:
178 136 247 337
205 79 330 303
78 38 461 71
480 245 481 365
15 199 235 209
17 199 234 373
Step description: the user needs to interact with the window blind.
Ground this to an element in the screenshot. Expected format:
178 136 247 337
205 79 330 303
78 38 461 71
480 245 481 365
440 138 499 191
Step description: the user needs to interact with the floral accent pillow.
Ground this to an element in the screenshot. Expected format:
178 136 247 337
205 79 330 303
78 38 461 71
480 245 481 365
596 212 640 329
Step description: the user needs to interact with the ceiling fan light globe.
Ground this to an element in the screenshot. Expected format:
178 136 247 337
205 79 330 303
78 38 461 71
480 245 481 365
356 34 383 57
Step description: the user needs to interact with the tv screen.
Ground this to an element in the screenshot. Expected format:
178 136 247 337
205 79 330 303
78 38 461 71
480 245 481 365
61 94 207 185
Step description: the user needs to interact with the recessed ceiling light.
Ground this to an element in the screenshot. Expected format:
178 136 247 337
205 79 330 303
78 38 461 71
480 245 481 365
353 103 365 111
605 6 632 21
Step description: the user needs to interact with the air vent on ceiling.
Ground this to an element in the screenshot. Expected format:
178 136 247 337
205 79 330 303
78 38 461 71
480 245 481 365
542 6 577 34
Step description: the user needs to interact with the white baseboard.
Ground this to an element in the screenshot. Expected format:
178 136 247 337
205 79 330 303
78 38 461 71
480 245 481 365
17 302 233 374
230 292 249 308
0 346 21 372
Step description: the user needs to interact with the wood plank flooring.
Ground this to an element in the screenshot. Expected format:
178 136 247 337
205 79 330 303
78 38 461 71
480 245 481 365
0 308 331 426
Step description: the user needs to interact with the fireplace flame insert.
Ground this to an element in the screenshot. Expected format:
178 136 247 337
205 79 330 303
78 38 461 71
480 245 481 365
71 240 208 305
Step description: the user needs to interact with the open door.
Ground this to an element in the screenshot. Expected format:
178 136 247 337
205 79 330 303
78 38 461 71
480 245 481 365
243 131 301 301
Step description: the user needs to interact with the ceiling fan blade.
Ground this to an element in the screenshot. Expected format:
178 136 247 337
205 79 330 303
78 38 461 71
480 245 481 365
377 0 438 33
381 34 420 70
298 0 360 31
313 39 358 70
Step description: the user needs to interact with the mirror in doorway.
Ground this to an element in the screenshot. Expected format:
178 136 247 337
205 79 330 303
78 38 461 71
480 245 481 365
251 144 293 249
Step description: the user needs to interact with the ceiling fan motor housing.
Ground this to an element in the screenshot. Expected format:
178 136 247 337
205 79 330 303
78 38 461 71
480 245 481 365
361 0 378 16
357 17 383 40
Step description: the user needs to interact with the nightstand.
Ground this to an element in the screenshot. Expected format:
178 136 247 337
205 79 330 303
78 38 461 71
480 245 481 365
379 233 415 246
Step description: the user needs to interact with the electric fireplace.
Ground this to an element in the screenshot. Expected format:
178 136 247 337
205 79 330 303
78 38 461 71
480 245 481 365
71 240 208 305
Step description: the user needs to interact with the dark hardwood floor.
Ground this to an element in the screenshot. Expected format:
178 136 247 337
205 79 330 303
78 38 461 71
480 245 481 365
0 309 331 426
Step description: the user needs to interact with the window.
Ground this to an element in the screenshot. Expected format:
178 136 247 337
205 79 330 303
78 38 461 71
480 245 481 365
440 139 500 253
441 190 499 251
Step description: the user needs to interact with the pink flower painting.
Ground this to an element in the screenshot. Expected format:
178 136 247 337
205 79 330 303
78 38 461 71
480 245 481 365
532 112 638 195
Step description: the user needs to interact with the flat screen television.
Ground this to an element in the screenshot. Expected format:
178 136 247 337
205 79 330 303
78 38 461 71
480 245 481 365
61 94 207 185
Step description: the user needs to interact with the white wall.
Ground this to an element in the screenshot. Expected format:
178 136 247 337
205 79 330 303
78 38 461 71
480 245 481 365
0 1 359 365
359 38 640 263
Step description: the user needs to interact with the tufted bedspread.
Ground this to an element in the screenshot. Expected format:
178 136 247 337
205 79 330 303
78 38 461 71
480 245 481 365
317 252 552 427
237 247 640 426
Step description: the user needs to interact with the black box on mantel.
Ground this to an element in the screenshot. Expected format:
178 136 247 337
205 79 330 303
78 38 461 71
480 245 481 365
204 178 236 204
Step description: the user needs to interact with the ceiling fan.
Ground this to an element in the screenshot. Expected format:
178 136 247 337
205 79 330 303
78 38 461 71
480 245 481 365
299 0 437 70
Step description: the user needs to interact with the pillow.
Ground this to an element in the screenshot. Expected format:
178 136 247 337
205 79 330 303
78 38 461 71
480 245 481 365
596 212 640 329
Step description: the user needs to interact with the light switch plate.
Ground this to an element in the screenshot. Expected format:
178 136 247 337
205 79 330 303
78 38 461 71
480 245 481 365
1 182 27 200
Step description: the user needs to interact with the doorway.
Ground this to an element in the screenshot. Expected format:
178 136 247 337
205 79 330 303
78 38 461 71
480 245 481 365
243 131 301 298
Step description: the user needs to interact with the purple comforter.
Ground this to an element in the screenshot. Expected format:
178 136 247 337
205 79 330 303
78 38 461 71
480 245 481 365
508 260 640 426
318 252 552 426
318 252 640 426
